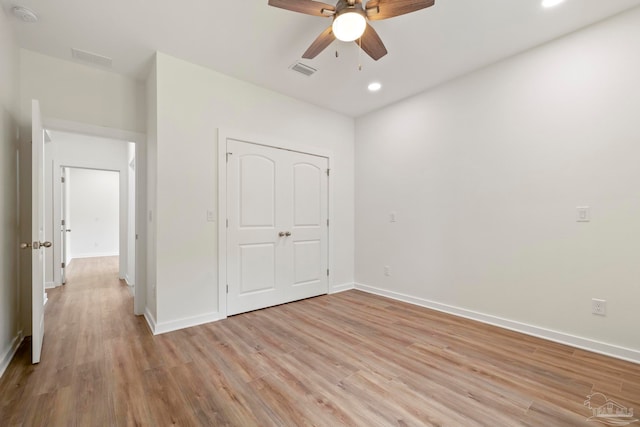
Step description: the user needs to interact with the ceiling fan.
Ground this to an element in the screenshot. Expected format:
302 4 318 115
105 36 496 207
268 0 435 61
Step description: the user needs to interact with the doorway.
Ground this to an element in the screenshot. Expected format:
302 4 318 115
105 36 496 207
44 131 135 296
60 167 121 281
38 119 147 317
21 102 147 364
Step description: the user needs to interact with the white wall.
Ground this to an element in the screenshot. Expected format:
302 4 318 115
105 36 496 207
149 52 354 331
44 131 131 286
18 49 145 133
355 7 640 360
68 168 120 259
0 8 21 377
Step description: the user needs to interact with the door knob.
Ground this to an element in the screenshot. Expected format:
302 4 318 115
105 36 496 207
285 232 291 237
278 231 286 237
20 242 50 249
65 229 71 232
278 231 292 237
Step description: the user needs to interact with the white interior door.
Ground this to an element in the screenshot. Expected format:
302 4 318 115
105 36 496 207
226 140 328 316
287 156 329 302
31 100 48 364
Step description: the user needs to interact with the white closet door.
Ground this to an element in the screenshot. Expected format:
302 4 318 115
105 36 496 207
285 153 328 303
226 140 328 316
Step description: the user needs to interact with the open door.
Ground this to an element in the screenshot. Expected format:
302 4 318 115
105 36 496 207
30 99 49 364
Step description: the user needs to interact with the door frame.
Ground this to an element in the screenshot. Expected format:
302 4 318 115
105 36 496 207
57 165 121 269
217 128 334 319
60 167 68 284
43 118 147 316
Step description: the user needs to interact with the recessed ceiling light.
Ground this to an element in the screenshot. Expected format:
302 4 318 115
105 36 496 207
542 0 564 8
368 82 382 92
12 6 38 23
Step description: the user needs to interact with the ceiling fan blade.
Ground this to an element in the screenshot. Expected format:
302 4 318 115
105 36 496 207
366 0 435 21
357 23 387 61
302 25 336 59
268 0 336 17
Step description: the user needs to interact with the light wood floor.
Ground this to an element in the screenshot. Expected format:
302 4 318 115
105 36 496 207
1 257 639 426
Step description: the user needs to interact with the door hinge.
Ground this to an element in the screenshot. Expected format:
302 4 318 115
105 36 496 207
61 262 65 268
61 176 65 183
226 219 229 228
61 219 65 226
226 152 233 163
326 169 330 176
327 219 329 227
226 284 229 294
327 269 329 277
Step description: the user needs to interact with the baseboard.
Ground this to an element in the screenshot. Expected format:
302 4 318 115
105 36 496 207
354 283 640 365
148 310 222 335
144 307 157 335
45 280 62 289
329 282 355 294
124 274 135 287
0 331 24 378
124 274 134 297
70 252 119 260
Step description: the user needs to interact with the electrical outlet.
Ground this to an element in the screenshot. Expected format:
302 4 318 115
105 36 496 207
592 298 606 316
384 266 391 277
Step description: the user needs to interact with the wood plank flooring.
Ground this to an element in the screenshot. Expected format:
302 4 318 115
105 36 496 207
1 256 639 426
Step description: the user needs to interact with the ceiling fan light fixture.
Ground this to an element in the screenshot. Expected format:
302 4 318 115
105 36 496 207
332 9 366 42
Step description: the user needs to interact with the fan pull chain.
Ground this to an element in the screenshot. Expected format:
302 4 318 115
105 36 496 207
358 37 362 71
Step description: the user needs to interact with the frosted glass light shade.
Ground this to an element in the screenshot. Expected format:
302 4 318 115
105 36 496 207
332 11 366 42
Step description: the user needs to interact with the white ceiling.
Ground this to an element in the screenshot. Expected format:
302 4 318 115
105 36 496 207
5 0 640 117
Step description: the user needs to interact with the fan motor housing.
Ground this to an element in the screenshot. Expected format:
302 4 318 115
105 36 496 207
334 0 366 15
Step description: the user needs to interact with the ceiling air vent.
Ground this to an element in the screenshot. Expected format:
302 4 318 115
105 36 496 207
71 48 113 68
289 62 317 77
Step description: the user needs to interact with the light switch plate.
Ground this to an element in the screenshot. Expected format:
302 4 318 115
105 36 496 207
207 210 216 222
576 206 590 222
